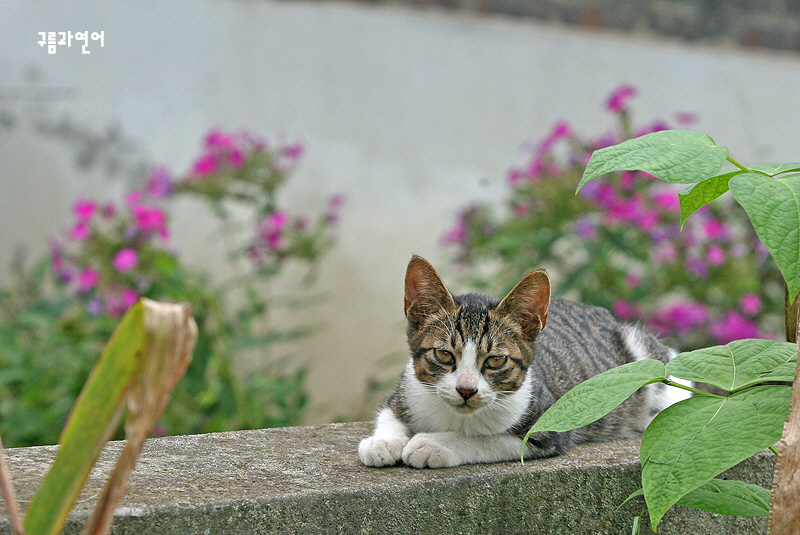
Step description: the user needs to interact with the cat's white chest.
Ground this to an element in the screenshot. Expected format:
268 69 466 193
402 363 531 436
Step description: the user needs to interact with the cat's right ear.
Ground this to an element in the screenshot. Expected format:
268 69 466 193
495 270 551 340
404 255 456 328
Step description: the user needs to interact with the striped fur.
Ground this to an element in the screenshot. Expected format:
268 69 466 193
358 256 686 468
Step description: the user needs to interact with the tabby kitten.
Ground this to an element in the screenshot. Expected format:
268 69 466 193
359 256 687 468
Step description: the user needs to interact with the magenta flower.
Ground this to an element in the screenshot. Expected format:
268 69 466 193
649 300 709 336
613 300 638 321
192 154 219 177
205 129 235 150
539 121 572 154
132 204 168 240
709 311 760 344
651 189 680 212
258 211 289 251
77 267 100 292
73 199 97 222
282 142 305 162
112 248 139 273
71 221 91 241
326 194 345 225
102 202 116 219
703 219 729 240
606 84 637 113
740 293 762 316
705 244 726 266
105 288 139 317
443 219 467 245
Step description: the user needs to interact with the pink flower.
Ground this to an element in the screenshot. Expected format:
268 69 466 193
73 199 97 222
124 190 143 206
282 142 305 162
740 293 762 316
706 244 726 266
326 194 345 225
675 112 699 126
77 267 100 292
105 288 139 317
205 129 235 150
102 202 116 219
71 221 91 241
606 84 637 113
709 311 760 344
192 154 218 177
112 248 139 273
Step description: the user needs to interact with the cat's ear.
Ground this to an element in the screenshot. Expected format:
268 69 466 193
495 270 551 339
404 256 456 328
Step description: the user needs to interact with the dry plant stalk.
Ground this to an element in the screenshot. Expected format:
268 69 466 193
768 323 800 534
80 300 196 535
0 433 24 535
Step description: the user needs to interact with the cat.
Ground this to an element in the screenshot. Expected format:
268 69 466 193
358 255 688 468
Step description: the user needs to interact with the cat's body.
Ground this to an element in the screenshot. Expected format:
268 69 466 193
359 256 688 468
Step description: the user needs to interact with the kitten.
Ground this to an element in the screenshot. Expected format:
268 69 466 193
358 255 687 468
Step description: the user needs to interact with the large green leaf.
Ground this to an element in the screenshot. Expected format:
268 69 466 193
640 384 791 531
730 173 800 298
23 302 147 535
577 130 729 192
522 359 665 452
666 339 797 393
749 163 800 176
678 170 746 229
676 479 771 517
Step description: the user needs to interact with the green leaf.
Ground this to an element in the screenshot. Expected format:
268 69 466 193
666 339 797 393
577 130 729 192
729 173 800 297
676 479 771 517
23 301 147 535
524 359 665 436
749 163 800 176
641 384 791 531
678 170 745 229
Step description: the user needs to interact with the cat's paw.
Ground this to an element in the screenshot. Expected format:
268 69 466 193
402 433 459 468
359 435 408 467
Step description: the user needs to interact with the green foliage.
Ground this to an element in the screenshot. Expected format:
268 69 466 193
0 129 339 447
526 339 793 531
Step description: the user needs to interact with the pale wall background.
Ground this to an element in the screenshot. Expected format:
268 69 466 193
2 0 800 422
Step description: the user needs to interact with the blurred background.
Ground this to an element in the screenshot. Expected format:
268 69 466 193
2 0 800 446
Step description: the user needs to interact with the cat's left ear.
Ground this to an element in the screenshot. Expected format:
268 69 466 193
495 270 551 339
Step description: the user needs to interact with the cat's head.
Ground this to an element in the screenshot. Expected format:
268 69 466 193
403 255 550 412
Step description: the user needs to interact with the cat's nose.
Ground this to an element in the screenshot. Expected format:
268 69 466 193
456 387 477 401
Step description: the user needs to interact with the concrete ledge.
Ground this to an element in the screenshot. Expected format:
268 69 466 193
0 422 774 534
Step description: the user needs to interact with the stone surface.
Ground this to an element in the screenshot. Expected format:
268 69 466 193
0 423 775 534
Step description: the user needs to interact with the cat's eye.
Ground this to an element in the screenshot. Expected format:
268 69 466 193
484 355 507 370
433 348 455 365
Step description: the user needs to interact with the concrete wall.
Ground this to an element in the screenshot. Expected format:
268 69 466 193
0 424 777 534
3 0 800 422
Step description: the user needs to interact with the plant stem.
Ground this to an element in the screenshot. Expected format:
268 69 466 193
726 156 751 173
769 445 780 456
784 282 800 343
663 379 726 398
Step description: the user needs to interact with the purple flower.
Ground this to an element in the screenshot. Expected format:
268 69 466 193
326 194 345 226
443 219 467 245
146 166 173 199
740 293 762 316
686 256 709 278
606 84 637 113
709 311 760 344
574 217 597 239
112 248 139 273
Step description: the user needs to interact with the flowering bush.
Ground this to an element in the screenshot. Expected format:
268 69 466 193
0 129 342 447
445 85 783 350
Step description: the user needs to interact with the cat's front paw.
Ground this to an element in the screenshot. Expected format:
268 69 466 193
402 433 459 468
359 435 408 467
